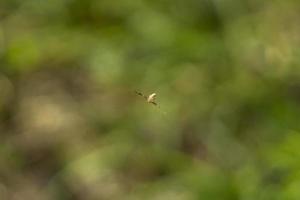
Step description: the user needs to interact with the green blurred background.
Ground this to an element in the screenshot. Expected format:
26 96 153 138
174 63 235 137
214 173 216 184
1 0 300 199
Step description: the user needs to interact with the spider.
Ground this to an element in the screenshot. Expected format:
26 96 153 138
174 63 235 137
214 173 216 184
135 91 157 106
135 91 167 116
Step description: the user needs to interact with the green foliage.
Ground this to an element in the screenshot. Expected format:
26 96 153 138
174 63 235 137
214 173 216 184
1 0 300 199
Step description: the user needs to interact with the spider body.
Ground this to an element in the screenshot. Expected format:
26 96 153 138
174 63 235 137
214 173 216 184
135 91 157 105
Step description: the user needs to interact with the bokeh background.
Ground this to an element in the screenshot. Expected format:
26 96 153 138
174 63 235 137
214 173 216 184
1 0 300 199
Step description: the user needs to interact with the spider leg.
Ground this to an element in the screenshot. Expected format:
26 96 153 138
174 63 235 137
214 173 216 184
135 91 148 100
150 101 157 106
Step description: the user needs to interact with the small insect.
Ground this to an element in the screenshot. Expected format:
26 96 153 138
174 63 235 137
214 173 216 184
135 91 157 105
